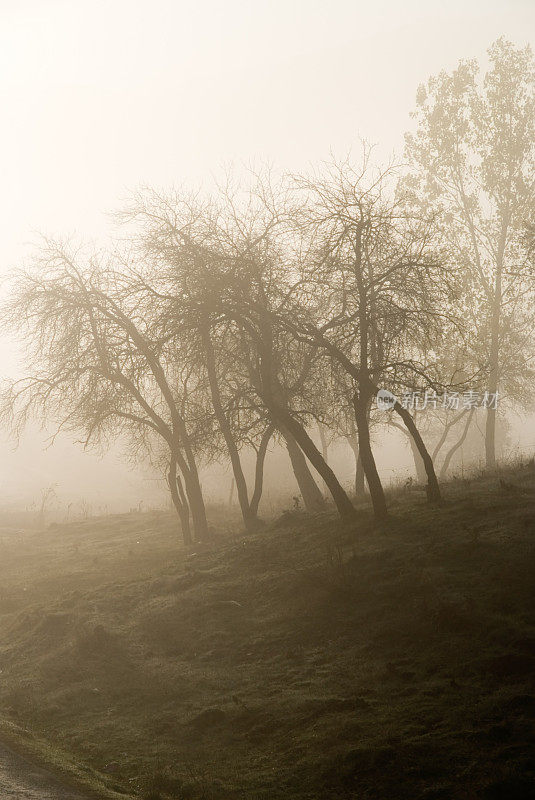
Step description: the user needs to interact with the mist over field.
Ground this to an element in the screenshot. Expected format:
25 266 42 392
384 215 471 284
0 0 534 519
0 2 534 799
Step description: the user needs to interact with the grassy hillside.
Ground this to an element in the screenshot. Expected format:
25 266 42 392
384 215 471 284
0 468 534 799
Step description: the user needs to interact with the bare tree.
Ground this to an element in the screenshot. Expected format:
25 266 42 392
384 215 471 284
285 152 447 517
0 240 209 544
120 187 341 520
117 189 281 529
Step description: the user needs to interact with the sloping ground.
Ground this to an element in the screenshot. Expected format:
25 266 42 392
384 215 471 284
0 741 89 799
0 470 534 799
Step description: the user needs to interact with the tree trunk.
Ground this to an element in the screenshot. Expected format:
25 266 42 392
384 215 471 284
169 435 209 542
111 314 209 538
252 310 355 521
250 424 274 517
299 324 438 506
408 433 428 483
318 424 329 495
485 216 506 470
182 466 209 541
273 408 356 521
485 308 500 470
352 389 388 519
432 409 468 462
440 408 475 479
346 435 367 498
168 457 192 546
228 477 235 507
318 424 329 463
392 401 441 503
355 450 366 498
202 325 259 531
345 428 366 499
284 430 325 512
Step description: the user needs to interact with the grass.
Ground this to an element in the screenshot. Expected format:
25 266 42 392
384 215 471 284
0 466 534 799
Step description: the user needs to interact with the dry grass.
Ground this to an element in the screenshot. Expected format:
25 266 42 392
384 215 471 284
0 467 534 799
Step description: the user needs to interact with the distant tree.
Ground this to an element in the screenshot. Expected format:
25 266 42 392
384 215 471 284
0 240 209 544
36 484 58 528
406 38 535 468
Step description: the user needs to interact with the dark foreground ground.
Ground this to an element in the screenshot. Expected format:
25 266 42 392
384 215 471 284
0 465 534 799
0 741 89 799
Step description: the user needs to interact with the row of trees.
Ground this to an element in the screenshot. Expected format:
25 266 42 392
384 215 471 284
2 39 534 543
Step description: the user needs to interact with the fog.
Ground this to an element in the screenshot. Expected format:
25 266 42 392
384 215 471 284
0 4 534 799
0 0 534 514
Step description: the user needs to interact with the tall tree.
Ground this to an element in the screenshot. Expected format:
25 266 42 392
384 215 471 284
287 153 446 517
406 38 535 468
119 188 331 524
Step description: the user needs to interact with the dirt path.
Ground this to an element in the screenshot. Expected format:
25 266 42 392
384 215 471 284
0 744 89 799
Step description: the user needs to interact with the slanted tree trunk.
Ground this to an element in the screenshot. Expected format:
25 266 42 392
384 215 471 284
252 310 356 521
318 424 330 495
408 434 427 484
440 408 475 479
352 386 388 519
228 477 235 507
202 325 260 531
307 322 441 508
101 301 210 540
168 457 192 546
432 409 468 464
168 441 208 542
272 407 356 521
304 324 438 511
346 434 366 498
388 417 428 485
284 430 325 512
318 424 329 464
391 401 441 502
250 424 274 517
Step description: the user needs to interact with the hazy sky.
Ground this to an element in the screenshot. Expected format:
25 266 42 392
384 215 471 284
0 0 533 508
1 0 533 259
